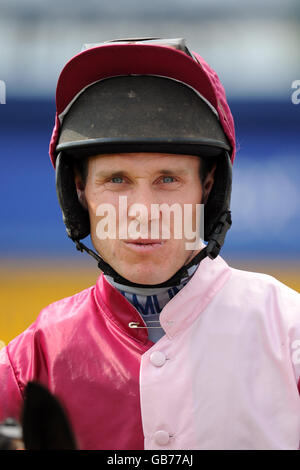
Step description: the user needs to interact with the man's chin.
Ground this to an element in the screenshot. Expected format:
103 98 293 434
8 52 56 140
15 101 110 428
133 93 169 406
112 264 178 286
95 242 186 285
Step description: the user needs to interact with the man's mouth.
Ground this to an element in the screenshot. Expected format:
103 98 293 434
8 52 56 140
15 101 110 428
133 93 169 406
124 239 165 252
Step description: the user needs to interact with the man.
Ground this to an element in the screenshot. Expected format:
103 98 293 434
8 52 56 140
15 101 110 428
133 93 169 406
0 38 300 450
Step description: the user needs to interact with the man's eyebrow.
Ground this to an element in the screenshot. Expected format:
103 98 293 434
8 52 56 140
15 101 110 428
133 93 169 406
96 170 128 178
158 168 189 175
95 168 189 178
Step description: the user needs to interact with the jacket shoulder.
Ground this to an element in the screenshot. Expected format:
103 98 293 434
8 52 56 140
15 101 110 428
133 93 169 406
229 264 299 294
34 283 97 328
227 264 300 320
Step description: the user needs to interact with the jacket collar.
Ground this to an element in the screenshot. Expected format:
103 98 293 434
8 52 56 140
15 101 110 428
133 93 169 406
95 255 231 342
159 255 231 338
95 274 150 345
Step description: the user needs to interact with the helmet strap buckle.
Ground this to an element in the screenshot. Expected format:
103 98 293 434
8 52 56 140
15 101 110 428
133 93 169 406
206 211 232 259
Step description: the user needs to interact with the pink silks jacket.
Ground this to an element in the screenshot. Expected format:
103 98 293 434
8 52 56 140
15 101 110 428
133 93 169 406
1 255 300 450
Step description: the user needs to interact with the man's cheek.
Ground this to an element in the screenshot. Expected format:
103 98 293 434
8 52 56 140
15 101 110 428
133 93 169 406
95 207 117 241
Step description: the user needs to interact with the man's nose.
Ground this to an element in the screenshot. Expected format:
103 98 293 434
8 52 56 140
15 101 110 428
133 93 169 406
127 184 160 222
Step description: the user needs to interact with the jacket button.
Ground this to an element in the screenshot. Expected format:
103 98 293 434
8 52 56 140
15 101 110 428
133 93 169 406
154 430 170 446
150 351 166 367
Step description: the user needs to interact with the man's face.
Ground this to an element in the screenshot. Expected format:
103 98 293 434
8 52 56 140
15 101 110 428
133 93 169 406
75 153 215 285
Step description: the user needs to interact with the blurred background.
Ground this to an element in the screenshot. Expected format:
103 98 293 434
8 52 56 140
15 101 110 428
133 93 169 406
0 0 299 344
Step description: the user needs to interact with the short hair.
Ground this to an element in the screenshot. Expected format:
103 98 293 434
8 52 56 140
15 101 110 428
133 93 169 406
74 157 89 187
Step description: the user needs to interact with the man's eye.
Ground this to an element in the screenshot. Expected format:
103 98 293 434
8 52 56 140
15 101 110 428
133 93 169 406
110 176 124 183
161 176 176 183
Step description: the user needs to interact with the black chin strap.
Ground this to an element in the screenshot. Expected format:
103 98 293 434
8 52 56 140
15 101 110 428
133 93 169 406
74 238 208 288
72 210 232 289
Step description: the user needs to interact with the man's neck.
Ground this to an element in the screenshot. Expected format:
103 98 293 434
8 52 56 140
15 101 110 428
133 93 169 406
104 262 199 342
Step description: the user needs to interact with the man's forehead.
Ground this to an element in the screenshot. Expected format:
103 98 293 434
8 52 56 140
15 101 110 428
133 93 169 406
89 152 200 165
89 153 201 178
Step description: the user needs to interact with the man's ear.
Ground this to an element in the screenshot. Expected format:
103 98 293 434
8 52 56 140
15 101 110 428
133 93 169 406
74 169 88 210
203 163 216 204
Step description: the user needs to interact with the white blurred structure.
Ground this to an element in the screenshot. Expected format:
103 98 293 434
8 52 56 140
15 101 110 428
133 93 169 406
0 0 299 98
